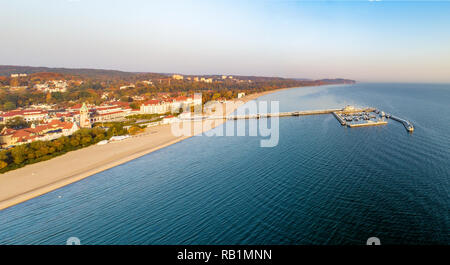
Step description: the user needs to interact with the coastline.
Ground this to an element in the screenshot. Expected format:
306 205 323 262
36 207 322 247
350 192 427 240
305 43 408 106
0 87 293 211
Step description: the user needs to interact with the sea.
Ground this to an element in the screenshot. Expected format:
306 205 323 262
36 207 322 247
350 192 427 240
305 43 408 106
0 83 448 245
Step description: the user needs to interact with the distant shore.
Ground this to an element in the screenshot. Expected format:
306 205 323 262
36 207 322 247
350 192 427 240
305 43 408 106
0 87 294 211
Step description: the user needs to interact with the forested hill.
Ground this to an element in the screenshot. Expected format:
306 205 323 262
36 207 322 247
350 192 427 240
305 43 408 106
0 65 150 80
0 65 356 84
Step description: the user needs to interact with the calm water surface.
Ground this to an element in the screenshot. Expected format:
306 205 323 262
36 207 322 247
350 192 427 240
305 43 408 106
0 83 449 245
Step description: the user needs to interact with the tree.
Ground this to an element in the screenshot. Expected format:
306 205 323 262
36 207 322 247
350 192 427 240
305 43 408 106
52 139 64 151
91 127 106 137
11 145 28 164
0 150 9 169
128 125 143 135
120 96 132 102
81 135 92 146
129 102 140 110
10 78 19 87
0 150 8 161
6 117 29 129
46 93 52 103
27 153 35 160
94 134 105 142
212 93 221 101
3 101 16 111
70 138 80 147
107 123 127 136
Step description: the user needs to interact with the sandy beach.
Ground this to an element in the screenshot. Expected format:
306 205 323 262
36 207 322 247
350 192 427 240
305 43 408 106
0 88 290 210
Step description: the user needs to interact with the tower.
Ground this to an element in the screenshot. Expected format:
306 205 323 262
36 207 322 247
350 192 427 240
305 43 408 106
79 102 91 128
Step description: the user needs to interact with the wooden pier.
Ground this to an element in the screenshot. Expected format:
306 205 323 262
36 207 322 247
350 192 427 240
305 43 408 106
198 105 413 133
332 112 346 125
347 120 388 127
224 108 343 120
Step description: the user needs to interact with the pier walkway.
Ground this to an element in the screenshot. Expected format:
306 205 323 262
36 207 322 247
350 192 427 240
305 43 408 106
387 114 415 132
223 108 343 120
189 105 413 133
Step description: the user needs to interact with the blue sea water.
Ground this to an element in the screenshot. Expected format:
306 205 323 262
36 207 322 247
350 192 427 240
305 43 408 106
0 83 449 245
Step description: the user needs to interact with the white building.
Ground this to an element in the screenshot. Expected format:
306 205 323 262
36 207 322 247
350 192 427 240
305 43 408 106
34 80 68 93
34 84 49 90
10 73 27 78
34 122 79 142
119 84 135 90
200 77 213 83
140 100 172 114
132 95 145 101
101 92 110 100
90 105 132 123
0 109 48 124
172 74 184 80
162 115 179 124
140 95 202 115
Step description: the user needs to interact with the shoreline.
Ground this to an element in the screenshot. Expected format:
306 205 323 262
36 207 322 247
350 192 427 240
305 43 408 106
0 87 293 211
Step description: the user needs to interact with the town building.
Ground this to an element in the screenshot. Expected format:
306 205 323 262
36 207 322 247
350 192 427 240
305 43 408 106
200 77 213 83
162 115 179 124
140 95 202 114
0 119 78 148
172 74 184 80
119 84 135 90
9 86 28 91
140 100 172 114
131 95 145 101
55 112 76 123
34 80 68 93
10 73 27 78
89 104 132 123
0 109 48 124
141 80 153 85
79 103 91 128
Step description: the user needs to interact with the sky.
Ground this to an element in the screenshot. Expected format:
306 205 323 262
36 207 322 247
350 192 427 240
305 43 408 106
1 0 450 82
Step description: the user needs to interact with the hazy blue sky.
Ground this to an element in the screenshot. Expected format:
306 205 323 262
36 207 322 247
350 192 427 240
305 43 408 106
1 0 450 82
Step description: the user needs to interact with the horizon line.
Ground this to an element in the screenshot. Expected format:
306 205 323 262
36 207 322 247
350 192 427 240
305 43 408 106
2 64 450 84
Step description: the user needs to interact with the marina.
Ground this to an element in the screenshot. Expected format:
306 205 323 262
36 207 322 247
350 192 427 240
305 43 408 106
332 106 391 129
